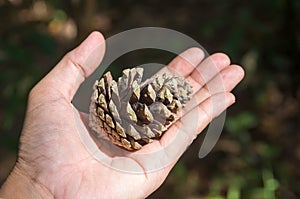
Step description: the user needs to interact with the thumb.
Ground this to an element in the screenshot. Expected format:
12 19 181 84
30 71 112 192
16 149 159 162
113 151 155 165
33 31 105 102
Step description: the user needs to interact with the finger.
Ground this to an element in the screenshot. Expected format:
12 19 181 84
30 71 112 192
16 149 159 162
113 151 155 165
184 65 244 113
159 92 235 150
39 31 105 101
126 92 235 173
157 47 205 77
189 53 231 93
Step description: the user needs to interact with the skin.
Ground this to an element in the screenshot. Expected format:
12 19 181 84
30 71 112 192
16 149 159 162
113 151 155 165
0 31 244 199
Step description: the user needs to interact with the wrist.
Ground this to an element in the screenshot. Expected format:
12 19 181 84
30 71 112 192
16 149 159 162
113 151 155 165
0 164 53 199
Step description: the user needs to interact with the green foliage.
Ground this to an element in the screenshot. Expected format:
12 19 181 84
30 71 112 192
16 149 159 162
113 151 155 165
249 169 279 199
226 112 257 142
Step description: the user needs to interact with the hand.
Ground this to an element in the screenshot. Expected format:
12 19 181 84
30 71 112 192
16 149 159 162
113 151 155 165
0 31 244 199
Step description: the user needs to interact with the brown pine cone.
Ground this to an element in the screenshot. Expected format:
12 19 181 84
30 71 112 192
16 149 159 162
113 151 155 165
89 67 193 150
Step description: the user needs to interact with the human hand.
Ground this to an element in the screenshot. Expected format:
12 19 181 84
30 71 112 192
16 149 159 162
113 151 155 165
0 31 244 199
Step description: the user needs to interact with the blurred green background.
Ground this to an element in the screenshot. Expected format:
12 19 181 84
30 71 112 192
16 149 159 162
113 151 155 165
0 0 299 198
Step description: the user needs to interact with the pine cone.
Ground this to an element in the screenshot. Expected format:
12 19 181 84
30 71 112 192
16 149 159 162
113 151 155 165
89 67 193 150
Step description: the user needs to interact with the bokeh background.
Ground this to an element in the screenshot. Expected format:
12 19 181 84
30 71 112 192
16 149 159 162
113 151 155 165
0 0 299 198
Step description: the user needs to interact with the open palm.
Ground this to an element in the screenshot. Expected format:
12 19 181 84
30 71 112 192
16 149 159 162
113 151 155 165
1 32 244 199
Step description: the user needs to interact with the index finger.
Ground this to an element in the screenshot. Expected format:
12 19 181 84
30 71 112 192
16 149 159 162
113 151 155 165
156 47 205 77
